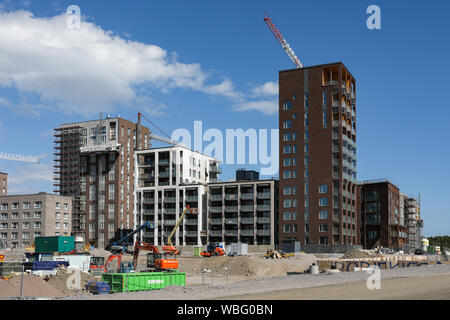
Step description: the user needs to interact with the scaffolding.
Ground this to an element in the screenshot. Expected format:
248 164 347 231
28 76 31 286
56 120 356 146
53 126 84 236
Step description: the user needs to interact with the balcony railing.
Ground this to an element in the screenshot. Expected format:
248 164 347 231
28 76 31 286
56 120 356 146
210 207 223 213
224 194 238 200
209 194 222 201
184 231 198 237
209 165 222 173
159 159 170 165
240 193 254 200
241 205 254 212
257 230 270 236
164 220 176 226
257 192 271 199
224 230 238 236
241 230 254 236
185 196 198 202
225 206 238 212
209 230 222 237
164 197 176 203
142 198 155 204
257 205 271 211
225 218 238 224
210 218 223 225
184 219 198 226
257 217 271 224
240 218 254 224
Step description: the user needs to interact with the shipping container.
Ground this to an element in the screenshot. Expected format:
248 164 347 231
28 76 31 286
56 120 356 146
102 272 186 293
35 236 75 253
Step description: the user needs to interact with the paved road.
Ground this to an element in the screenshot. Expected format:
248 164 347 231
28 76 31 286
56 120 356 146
218 274 450 300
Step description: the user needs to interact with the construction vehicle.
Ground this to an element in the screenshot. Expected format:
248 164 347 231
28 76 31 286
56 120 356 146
110 221 156 254
89 256 106 274
162 205 198 256
133 241 178 272
264 249 294 259
201 243 226 257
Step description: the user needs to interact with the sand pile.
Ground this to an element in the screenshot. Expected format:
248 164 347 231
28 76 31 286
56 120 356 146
43 268 99 295
0 249 26 262
341 250 374 259
0 274 66 298
90 248 112 258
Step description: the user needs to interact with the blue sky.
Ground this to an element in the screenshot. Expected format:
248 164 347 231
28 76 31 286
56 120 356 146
0 0 449 236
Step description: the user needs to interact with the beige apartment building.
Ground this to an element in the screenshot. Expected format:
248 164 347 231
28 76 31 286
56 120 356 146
0 192 73 249
0 172 7 196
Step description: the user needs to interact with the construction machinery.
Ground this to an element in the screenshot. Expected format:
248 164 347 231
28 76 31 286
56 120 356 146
264 12 303 69
264 249 294 259
133 241 179 272
162 205 198 256
201 243 226 257
89 256 106 274
110 222 157 254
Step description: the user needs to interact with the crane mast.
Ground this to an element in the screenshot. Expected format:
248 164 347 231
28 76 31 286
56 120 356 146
264 12 303 68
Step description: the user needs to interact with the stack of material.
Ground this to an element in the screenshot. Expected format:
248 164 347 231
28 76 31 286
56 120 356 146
264 250 294 259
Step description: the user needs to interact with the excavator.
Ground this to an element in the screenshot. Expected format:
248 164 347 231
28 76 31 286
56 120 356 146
161 205 197 256
132 241 179 272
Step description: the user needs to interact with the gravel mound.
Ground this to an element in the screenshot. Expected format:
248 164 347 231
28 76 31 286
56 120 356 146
0 274 66 298
43 268 99 295
341 250 374 259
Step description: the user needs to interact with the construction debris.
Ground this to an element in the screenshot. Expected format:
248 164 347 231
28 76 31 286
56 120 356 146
341 250 374 259
264 249 295 259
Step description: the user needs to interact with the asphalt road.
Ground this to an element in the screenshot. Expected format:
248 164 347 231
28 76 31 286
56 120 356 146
218 273 450 300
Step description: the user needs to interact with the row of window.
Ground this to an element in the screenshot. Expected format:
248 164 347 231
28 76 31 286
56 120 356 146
1 202 69 211
283 210 328 221
1 232 41 240
1 212 42 220
283 223 329 233
283 198 329 208
283 185 327 195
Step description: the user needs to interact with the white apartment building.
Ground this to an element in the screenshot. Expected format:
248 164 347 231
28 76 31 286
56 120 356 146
134 146 221 246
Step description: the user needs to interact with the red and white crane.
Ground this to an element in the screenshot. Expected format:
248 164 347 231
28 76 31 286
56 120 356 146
264 12 303 68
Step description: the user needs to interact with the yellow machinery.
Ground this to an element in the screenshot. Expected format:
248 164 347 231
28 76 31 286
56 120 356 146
162 205 197 255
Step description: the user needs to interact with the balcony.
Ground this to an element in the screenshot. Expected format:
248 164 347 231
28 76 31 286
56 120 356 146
184 231 198 237
162 208 176 214
257 230 270 236
164 197 176 203
224 230 238 236
209 165 222 174
142 209 155 214
159 159 170 165
240 193 254 200
142 198 155 204
257 217 271 224
209 230 222 237
241 205 254 212
257 205 271 211
143 231 154 237
225 218 238 224
241 218 254 224
185 195 198 202
332 120 340 127
209 194 222 201
333 228 340 235
224 194 238 201
164 219 176 226
257 192 271 199
210 218 223 225
210 207 223 213
184 219 198 226
159 171 170 178
224 206 238 212
241 230 254 236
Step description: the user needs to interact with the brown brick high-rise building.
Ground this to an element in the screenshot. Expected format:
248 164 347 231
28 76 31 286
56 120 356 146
54 116 149 248
278 62 358 247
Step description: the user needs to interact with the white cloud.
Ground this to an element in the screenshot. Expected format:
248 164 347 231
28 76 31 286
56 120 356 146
251 81 279 97
7 162 53 191
232 98 278 116
0 10 240 116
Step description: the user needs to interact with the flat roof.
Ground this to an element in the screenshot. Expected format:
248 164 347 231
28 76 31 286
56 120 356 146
136 146 220 162
279 61 355 80
0 192 73 199
0 172 7 175
208 178 278 186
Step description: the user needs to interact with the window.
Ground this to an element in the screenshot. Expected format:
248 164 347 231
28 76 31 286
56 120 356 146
23 212 30 219
319 236 328 244
23 202 30 209
1 213 7 220
34 212 41 219
283 120 292 129
283 145 292 154
304 130 309 140
319 210 328 219
34 201 42 209
304 93 309 107
283 199 292 208
283 170 291 179
304 112 309 127
55 222 60 229
64 213 69 220
22 222 30 229
55 212 61 220
304 198 309 208
56 202 61 210
284 187 292 196
293 132 297 141
319 224 328 232
283 224 292 233
283 158 291 167
63 223 68 230
319 198 328 207
293 186 298 195
304 183 309 195
12 222 18 230
292 170 297 178
1 203 7 210
323 90 327 106
292 145 297 153
292 158 297 166
293 113 297 119
319 185 328 194
305 210 309 221
323 110 328 127
34 232 41 238
283 132 292 142
304 143 309 153
283 101 292 110
12 213 18 220
12 203 19 210
22 233 30 240
293 93 297 100
304 156 309 166
0 223 7 230
34 222 41 229
304 169 309 178
283 212 292 221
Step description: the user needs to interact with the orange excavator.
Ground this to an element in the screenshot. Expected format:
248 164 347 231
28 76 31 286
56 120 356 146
133 241 179 272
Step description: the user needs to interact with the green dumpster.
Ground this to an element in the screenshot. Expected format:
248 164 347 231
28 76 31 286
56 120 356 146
194 246 202 257
102 271 186 293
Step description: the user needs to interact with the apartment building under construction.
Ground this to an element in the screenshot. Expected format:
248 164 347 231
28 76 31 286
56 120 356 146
54 116 149 248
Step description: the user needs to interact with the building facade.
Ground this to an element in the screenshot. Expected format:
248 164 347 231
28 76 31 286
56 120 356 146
134 146 221 246
54 116 149 248
403 195 422 250
0 172 7 196
0 193 72 249
357 179 408 250
207 179 278 246
278 62 358 247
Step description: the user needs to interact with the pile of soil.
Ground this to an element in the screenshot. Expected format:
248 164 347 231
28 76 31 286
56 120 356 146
0 274 66 298
43 268 99 295
0 249 27 262
90 248 112 258
341 250 374 259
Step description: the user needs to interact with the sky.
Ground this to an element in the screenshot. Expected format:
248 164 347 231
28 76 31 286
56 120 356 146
0 0 449 236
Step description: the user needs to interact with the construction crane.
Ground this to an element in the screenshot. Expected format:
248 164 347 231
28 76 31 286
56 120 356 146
162 205 198 256
137 112 185 149
264 12 303 68
0 152 39 163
